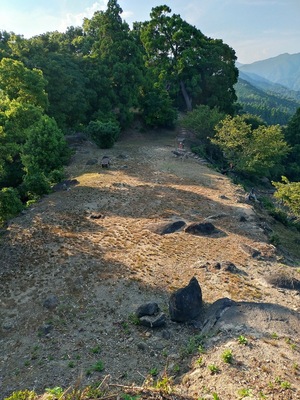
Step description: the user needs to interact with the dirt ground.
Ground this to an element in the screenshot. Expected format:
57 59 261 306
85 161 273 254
0 129 300 400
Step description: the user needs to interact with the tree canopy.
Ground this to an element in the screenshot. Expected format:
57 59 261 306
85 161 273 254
139 5 238 114
212 115 290 178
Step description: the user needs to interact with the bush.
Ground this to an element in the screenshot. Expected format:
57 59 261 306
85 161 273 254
86 119 120 149
22 116 70 175
273 177 300 218
20 171 51 200
141 87 177 128
47 169 65 184
0 187 23 224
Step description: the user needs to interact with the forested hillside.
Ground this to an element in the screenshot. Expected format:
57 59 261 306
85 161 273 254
239 52 300 91
235 76 300 125
1 0 300 227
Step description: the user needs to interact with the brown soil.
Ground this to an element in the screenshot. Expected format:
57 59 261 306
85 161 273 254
0 129 300 400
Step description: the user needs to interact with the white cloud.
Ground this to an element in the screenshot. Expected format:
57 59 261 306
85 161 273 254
0 1 107 37
58 1 106 31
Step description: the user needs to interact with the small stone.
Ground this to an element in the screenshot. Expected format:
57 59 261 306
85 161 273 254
137 342 146 351
139 312 167 328
43 295 59 310
135 302 160 318
38 324 53 336
161 330 171 340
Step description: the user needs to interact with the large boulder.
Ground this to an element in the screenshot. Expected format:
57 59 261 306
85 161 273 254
169 277 203 322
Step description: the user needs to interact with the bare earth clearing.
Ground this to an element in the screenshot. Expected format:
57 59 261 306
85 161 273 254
0 130 300 399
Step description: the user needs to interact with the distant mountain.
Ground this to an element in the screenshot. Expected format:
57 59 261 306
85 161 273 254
238 71 300 102
235 76 300 125
238 53 300 91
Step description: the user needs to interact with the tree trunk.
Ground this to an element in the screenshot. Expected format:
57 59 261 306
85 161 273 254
180 80 192 111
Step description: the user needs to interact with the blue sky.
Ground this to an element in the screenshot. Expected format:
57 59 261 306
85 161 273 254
0 0 299 64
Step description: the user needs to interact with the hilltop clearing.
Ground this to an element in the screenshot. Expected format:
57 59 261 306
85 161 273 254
0 130 299 399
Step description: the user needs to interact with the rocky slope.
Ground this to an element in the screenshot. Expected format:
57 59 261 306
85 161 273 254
0 130 299 399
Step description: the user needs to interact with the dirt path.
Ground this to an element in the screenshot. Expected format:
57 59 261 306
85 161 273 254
0 131 299 399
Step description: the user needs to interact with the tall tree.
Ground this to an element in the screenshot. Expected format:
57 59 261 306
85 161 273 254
140 5 238 113
212 115 290 178
83 0 144 126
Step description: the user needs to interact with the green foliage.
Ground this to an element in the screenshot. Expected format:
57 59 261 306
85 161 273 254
0 187 23 224
212 115 290 178
140 5 238 113
273 176 300 218
235 77 299 126
208 364 220 374
21 115 70 175
154 374 173 394
181 105 225 160
45 386 64 395
149 367 158 376
183 334 205 356
47 169 65 184
221 349 233 364
90 345 101 354
141 84 177 128
128 313 141 325
237 335 248 345
237 388 252 398
284 107 300 180
121 395 141 400
0 58 48 110
20 171 51 200
92 360 105 372
4 390 37 400
87 119 120 149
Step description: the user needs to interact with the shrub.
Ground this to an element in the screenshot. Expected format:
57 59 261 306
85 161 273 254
273 177 300 219
20 171 51 200
4 390 37 400
86 119 120 149
221 349 233 363
0 187 23 224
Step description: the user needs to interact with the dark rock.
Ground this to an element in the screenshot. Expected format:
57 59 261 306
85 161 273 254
266 273 300 291
161 329 171 340
135 302 160 318
139 312 167 328
43 295 59 310
240 243 261 258
239 215 247 222
213 262 221 270
222 261 240 274
169 277 203 322
101 156 110 168
137 342 147 351
38 323 53 336
185 222 225 237
161 221 186 235
89 213 103 219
